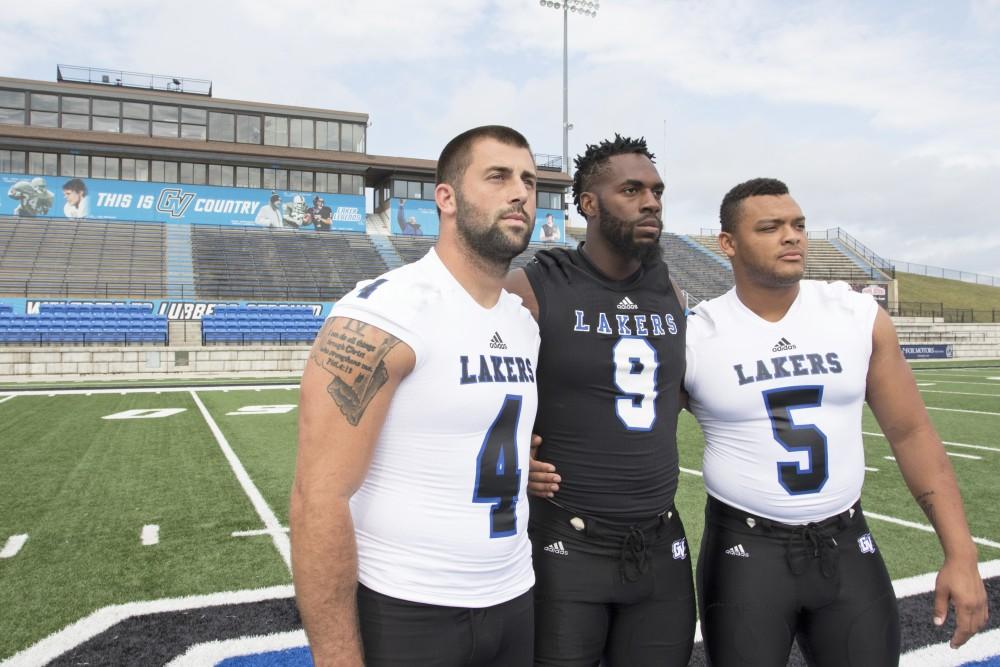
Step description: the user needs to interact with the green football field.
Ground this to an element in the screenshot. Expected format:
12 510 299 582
0 363 998 662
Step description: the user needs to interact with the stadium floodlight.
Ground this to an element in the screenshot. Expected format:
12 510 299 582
540 0 599 175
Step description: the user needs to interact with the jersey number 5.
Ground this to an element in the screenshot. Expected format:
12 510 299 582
473 395 523 538
613 337 658 431
763 386 828 495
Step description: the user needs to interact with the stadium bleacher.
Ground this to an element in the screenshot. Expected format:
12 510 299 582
191 225 387 301
0 216 167 298
201 305 323 345
0 302 167 345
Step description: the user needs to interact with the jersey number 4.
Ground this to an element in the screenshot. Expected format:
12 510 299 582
763 386 828 494
473 395 523 538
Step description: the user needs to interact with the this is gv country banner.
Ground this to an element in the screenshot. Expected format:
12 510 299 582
1 173 365 232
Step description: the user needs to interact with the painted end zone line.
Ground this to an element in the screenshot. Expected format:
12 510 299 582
5 585 295 666
189 390 291 571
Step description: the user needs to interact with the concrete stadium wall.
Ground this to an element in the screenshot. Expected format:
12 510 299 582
0 346 309 382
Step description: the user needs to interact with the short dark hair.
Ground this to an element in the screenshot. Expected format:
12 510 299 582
572 134 655 217
436 125 532 191
719 178 789 233
62 178 87 196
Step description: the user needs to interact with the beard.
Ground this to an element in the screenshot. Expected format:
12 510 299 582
597 200 663 264
455 192 533 270
741 253 805 287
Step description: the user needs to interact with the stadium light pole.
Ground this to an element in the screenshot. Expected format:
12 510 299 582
540 0 599 175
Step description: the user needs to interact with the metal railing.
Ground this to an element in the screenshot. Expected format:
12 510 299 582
56 64 213 96
890 301 1000 323
819 228 894 278
890 260 1000 287
534 153 565 171
695 227 894 278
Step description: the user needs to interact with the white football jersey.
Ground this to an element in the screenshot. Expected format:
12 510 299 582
685 281 878 524
332 248 540 607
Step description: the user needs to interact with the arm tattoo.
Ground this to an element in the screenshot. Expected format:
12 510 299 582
311 318 401 426
915 490 936 523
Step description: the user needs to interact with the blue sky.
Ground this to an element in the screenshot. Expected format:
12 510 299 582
4 0 1000 276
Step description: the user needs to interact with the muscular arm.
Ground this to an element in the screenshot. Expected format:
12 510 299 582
865 308 988 647
504 268 561 497
290 317 415 666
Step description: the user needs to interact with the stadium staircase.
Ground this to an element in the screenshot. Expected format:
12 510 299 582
164 223 195 298
366 212 404 271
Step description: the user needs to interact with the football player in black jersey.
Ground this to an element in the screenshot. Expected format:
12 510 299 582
506 136 695 666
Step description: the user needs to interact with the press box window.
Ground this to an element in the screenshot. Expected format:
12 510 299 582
0 89 25 125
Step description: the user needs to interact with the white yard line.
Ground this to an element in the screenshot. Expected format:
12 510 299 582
865 511 1000 550
0 534 28 558
0 394 15 405
232 527 289 538
189 390 291 571
863 430 1000 453
917 379 1000 387
920 389 1000 398
926 406 1000 417
4 384 299 397
140 525 160 546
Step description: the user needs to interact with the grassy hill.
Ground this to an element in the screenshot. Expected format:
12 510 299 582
896 272 1000 317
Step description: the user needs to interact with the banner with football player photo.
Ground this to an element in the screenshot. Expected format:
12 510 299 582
0 173 365 232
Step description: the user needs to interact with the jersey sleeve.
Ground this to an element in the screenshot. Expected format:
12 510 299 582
329 274 436 363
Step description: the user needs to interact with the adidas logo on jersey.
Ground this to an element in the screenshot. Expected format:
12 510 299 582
772 337 797 352
724 544 750 558
489 332 507 349
617 296 639 310
543 541 569 556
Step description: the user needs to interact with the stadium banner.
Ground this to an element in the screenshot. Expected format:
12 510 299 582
851 282 889 308
0 172 365 232
0 297 333 320
389 197 565 242
900 344 953 360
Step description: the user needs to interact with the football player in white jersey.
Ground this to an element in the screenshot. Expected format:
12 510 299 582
291 126 542 667
684 178 988 665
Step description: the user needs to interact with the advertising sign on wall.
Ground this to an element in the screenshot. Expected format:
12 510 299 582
1 173 365 232
900 344 954 360
389 197 565 242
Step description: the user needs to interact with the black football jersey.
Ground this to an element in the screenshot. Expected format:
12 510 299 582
524 245 685 523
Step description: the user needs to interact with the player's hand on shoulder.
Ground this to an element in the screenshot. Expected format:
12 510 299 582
528 433 561 498
934 556 989 648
